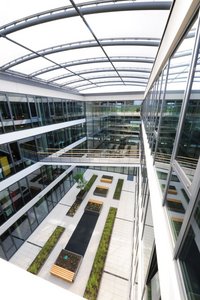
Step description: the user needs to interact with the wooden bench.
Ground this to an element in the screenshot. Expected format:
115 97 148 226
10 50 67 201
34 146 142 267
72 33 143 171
88 199 103 205
168 189 177 195
50 264 75 283
100 178 112 183
167 198 181 204
96 185 108 190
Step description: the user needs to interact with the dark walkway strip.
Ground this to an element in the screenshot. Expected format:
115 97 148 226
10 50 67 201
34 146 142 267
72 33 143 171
65 210 99 256
27 241 42 248
104 270 128 281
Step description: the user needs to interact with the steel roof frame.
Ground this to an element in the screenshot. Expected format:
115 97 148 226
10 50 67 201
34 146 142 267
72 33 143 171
78 82 147 91
68 79 147 89
0 38 160 71
0 1 172 36
0 0 172 92
61 74 149 87
30 56 154 77
48 67 152 83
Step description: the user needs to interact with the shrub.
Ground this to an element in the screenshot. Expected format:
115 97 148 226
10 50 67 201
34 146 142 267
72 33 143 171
27 226 65 275
67 174 98 217
84 207 117 300
113 178 124 200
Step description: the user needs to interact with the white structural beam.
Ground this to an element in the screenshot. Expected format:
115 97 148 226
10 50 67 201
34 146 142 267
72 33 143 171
142 122 186 300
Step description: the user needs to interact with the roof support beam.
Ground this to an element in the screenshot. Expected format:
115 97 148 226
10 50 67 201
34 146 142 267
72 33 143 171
62 74 148 87
0 2 172 36
69 79 147 89
30 56 154 77
48 67 151 83
1 38 159 70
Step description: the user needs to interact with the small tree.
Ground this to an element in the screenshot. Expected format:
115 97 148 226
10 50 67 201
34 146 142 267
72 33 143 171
73 172 88 191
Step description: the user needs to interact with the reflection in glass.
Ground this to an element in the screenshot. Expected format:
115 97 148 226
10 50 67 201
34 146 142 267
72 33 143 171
34 197 48 223
155 18 197 166
165 171 189 240
179 226 200 300
176 47 200 182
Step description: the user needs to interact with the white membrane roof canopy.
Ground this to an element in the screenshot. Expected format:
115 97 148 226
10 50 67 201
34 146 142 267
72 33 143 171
0 0 172 94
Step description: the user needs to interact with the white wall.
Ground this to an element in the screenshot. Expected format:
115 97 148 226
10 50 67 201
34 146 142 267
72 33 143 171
142 122 186 300
0 76 83 100
0 258 85 300
0 118 86 144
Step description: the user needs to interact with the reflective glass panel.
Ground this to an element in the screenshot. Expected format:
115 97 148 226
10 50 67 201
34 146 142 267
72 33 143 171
176 40 200 182
165 171 190 240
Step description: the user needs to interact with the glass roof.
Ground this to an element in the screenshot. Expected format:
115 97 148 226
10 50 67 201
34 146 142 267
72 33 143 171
0 0 172 94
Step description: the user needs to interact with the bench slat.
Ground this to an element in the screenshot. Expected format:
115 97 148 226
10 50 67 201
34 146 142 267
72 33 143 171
50 264 75 282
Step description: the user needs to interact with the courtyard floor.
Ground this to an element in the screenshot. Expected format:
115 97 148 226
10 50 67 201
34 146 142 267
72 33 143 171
10 168 136 300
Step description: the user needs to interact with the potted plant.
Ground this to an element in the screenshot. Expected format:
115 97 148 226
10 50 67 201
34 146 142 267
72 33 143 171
73 172 88 201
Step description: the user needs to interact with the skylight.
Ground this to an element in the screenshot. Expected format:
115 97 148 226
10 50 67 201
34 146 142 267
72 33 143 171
0 0 172 94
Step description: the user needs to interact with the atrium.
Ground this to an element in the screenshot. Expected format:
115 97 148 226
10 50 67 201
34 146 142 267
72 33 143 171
0 1 200 300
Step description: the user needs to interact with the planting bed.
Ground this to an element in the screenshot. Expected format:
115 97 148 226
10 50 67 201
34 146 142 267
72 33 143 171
100 175 113 183
93 185 109 197
85 199 103 214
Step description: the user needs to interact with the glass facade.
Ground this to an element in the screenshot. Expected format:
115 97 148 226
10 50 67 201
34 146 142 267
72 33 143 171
0 166 86 260
0 93 85 133
0 123 86 181
142 11 200 300
86 101 141 151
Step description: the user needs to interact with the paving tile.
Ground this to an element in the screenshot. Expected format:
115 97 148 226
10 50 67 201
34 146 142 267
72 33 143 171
116 190 135 222
10 169 135 300
98 272 129 300
104 219 133 279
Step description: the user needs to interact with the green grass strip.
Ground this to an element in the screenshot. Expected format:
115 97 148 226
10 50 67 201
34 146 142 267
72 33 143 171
84 174 98 192
84 207 117 300
27 226 65 275
113 178 124 200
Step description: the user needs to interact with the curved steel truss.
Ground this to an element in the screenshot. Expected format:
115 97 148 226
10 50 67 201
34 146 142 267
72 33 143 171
0 1 171 36
47 67 152 83
0 0 172 92
30 56 154 77
1 38 159 71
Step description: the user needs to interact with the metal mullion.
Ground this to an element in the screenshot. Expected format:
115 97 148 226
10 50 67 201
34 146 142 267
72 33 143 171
26 95 34 128
172 12 200 259
150 71 164 151
170 13 200 182
5 94 15 131
153 62 170 164
149 81 159 148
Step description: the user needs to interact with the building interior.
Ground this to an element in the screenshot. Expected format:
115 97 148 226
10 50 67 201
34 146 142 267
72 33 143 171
0 1 200 300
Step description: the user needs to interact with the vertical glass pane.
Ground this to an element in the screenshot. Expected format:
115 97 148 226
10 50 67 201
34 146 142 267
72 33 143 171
0 144 14 180
27 207 38 231
0 94 14 133
11 215 31 245
0 188 15 220
165 171 190 240
155 18 197 165
9 182 24 212
179 226 200 300
0 231 16 259
176 40 200 182
34 197 48 223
